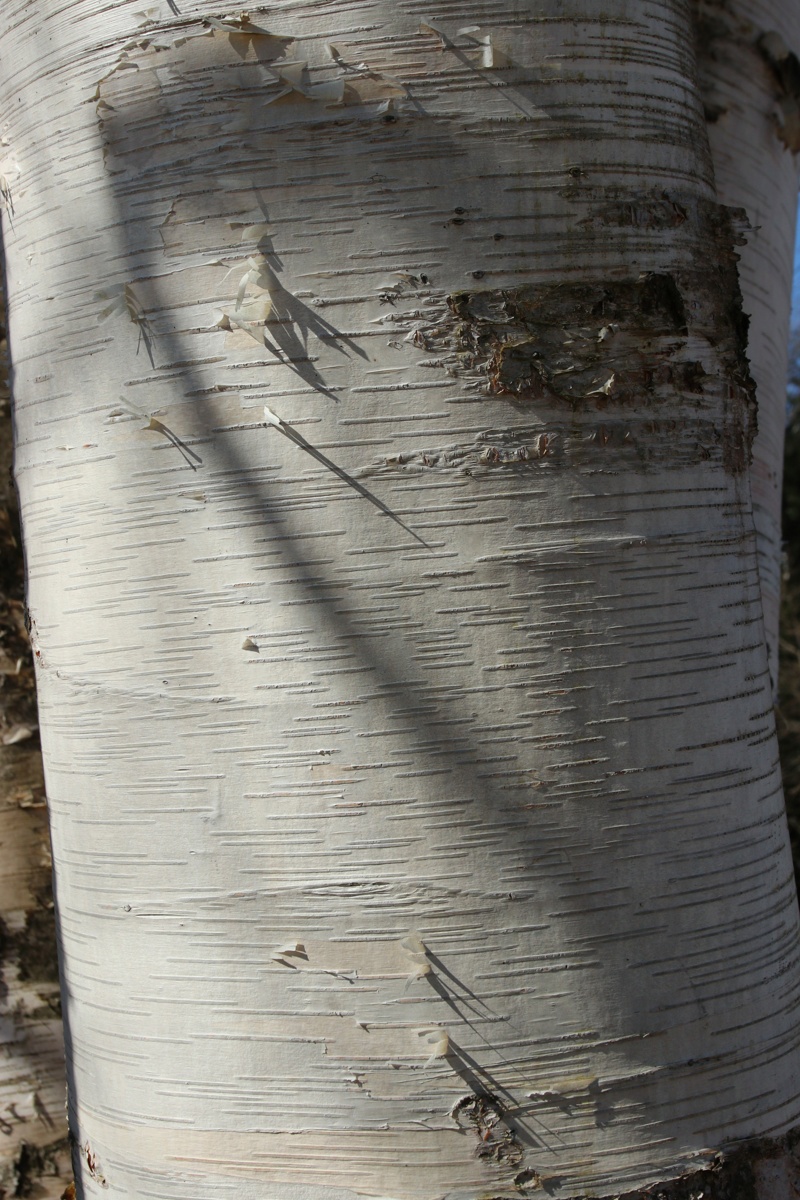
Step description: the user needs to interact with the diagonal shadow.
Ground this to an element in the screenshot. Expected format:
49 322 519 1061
425 964 566 1149
231 198 368 403
263 406 431 548
445 1038 552 1150
95 259 558 1175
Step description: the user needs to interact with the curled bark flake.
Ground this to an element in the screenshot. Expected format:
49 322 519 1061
514 1167 543 1191
401 931 431 984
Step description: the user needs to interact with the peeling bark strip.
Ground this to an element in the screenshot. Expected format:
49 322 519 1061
2 1 800 1199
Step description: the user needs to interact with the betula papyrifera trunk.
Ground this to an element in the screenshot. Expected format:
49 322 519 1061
1 1 799 1197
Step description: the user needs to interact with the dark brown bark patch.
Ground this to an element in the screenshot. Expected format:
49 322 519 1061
448 275 690 409
549 1127 800 1199
371 198 755 478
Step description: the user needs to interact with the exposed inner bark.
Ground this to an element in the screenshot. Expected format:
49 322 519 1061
364 200 755 481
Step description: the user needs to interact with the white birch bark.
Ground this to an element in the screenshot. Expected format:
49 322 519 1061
695 0 800 696
0 748 69 1198
2 1 800 1198
0 313 68 1195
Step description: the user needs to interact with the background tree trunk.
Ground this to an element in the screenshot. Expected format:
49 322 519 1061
694 0 800 695
2 1 800 1198
0 289 70 1198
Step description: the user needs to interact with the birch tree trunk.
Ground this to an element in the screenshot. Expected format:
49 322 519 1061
2 1 800 1198
694 0 800 695
0 323 69 1196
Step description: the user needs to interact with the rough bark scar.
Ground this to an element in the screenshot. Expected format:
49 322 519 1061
372 205 754 478
461 275 690 404
450 1093 524 1168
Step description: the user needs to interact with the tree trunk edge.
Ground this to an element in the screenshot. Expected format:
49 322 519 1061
557 1127 800 1198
